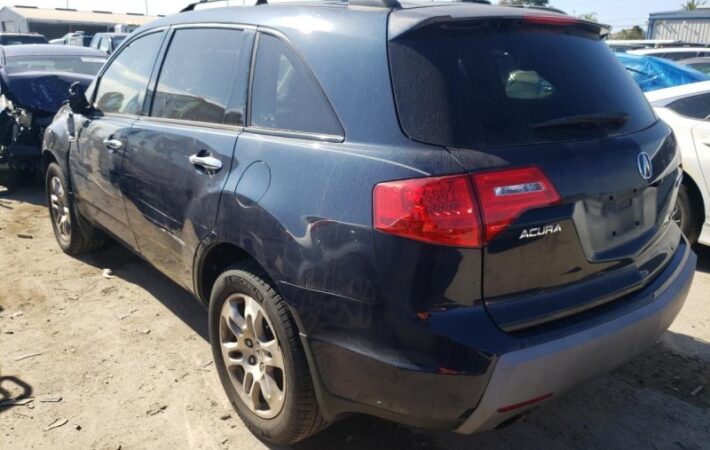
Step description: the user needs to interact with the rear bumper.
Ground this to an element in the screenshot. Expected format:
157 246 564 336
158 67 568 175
457 238 696 433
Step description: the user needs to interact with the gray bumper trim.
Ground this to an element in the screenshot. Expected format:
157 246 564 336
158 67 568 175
457 242 696 434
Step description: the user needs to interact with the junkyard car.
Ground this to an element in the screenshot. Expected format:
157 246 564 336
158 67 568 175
43 1 696 445
647 80 710 246
0 44 105 173
615 52 709 92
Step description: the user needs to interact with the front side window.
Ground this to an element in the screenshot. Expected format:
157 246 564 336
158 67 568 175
668 93 710 120
94 31 164 115
151 28 250 125
250 34 342 136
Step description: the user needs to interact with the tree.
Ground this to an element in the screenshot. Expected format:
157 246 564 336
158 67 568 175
578 12 598 22
681 0 707 10
612 26 646 40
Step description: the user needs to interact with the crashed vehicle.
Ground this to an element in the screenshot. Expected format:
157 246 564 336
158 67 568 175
0 44 105 173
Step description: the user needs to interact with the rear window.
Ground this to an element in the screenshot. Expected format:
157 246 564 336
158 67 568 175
389 21 657 149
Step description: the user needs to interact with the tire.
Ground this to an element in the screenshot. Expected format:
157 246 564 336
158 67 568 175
45 162 106 255
209 261 325 445
673 184 701 246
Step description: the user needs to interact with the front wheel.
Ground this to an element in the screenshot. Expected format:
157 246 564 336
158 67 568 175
209 261 325 445
45 162 105 254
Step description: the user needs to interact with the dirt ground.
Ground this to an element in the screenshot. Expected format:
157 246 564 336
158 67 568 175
0 182 708 450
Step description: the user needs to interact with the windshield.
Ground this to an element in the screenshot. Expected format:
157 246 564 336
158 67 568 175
389 21 657 149
3 55 106 76
113 35 126 47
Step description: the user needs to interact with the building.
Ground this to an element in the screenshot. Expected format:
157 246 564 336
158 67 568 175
0 5 161 40
647 9 710 45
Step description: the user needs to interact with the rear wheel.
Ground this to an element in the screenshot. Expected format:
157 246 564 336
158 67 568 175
45 162 105 254
672 184 701 246
209 261 325 445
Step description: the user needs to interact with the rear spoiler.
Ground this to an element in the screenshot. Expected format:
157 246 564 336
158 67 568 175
389 12 610 40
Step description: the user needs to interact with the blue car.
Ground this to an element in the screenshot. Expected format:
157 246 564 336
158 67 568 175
615 52 710 91
42 1 695 445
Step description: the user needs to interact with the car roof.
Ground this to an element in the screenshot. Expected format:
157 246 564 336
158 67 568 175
630 47 709 55
0 44 106 58
142 2 570 37
645 80 710 105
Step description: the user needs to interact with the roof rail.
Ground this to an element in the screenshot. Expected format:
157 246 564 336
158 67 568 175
349 0 401 7
181 0 258 13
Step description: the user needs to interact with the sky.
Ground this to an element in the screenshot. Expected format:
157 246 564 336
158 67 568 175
0 0 693 30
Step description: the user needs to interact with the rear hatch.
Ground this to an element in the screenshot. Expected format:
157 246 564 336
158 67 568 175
388 9 683 332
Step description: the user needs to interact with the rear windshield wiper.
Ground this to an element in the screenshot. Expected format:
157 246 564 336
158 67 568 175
531 113 631 130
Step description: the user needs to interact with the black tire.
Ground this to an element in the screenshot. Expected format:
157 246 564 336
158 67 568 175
674 184 701 246
209 261 325 445
45 162 106 255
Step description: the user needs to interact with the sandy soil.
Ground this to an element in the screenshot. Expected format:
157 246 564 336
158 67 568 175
0 183 708 450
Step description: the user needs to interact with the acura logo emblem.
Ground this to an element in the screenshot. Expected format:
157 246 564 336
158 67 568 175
637 152 653 180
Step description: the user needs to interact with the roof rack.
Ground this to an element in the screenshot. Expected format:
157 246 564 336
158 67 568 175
181 0 264 13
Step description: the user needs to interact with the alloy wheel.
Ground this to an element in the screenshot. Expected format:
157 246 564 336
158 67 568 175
49 176 71 241
219 293 286 419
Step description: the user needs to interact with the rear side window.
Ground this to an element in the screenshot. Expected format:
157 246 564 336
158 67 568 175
667 93 710 120
151 28 251 125
95 32 164 115
250 33 342 136
389 22 657 149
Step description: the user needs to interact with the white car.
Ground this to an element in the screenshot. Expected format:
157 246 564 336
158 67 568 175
647 81 710 245
630 47 710 61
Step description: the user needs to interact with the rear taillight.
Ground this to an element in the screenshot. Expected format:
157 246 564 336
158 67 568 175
471 167 561 243
373 167 560 248
373 175 482 248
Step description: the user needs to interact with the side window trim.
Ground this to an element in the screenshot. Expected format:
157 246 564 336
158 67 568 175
141 24 256 129
90 28 169 118
245 29 345 143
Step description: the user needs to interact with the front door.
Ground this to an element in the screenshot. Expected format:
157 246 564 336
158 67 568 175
70 30 167 249
121 27 253 287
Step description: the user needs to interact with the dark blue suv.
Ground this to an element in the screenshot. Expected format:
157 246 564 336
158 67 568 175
42 1 696 445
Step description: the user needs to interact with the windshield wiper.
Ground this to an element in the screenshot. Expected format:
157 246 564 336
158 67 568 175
532 113 631 130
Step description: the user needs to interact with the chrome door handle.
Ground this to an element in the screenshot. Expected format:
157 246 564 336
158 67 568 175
189 153 223 172
103 138 124 151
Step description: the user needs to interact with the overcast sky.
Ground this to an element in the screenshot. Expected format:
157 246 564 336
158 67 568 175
0 0 690 30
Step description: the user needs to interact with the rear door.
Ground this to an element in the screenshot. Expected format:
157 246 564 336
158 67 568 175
388 14 682 332
71 30 166 248
121 26 253 287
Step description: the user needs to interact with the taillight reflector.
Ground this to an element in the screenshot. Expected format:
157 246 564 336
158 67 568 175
373 167 560 248
373 175 482 248
471 167 561 243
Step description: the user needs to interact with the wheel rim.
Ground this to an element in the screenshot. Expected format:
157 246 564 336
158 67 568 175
49 176 71 241
219 294 286 419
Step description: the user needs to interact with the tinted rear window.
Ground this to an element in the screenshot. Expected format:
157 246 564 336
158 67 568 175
389 22 656 149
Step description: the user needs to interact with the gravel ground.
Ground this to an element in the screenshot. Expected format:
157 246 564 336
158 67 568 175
0 184 708 450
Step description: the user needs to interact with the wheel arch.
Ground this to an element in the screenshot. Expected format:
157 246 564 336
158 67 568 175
682 170 706 228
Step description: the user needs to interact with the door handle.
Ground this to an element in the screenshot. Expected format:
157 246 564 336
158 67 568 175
103 138 124 151
189 153 223 173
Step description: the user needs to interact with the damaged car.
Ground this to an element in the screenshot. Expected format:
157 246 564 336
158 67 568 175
0 44 105 175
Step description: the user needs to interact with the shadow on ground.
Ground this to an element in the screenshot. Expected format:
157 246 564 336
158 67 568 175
0 376 33 415
76 244 209 341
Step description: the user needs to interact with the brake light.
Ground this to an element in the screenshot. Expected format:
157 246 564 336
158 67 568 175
373 167 559 247
471 167 561 243
523 15 579 26
373 175 482 248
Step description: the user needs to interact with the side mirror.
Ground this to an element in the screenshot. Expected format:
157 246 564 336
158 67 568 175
68 82 90 114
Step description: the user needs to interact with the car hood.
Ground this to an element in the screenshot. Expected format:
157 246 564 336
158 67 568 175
0 70 95 115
